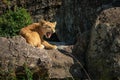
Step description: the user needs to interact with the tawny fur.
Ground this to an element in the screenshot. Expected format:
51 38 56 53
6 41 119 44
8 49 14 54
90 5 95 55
20 20 57 49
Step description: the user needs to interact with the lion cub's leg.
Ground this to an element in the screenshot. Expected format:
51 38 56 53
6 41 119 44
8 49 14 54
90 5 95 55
25 32 44 49
37 44 45 49
42 40 57 49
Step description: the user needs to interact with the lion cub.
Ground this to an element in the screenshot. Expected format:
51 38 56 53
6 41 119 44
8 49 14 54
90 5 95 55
20 20 57 49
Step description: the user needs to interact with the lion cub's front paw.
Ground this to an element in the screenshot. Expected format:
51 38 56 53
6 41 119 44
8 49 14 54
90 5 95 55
38 45 45 49
53 45 57 49
41 45 45 49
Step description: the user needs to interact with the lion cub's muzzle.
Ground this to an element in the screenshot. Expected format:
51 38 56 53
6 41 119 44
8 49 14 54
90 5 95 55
46 32 52 38
45 29 55 38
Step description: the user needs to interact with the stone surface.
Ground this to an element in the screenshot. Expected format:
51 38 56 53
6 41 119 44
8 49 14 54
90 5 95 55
1 0 118 44
0 36 74 79
87 7 120 80
73 7 120 80
0 0 120 80
0 0 62 22
55 0 119 43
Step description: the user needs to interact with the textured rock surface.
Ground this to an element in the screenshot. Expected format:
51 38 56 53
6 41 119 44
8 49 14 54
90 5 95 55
73 7 120 80
0 0 120 80
0 36 74 79
1 0 118 43
87 7 120 80
55 0 119 43
0 0 62 22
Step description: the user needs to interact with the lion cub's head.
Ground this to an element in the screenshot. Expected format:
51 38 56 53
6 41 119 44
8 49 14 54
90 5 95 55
39 20 57 38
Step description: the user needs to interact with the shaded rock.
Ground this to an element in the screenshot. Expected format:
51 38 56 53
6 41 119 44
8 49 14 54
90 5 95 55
55 0 118 44
0 36 74 79
87 7 120 80
0 0 118 44
73 7 120 80
0 0 62 22
73 31 90 62
72 31 91 80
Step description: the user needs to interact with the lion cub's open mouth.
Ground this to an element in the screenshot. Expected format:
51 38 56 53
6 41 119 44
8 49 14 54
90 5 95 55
46 32 52 38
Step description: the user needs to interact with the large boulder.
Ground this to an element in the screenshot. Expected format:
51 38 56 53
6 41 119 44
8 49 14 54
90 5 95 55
87 7 120 80
0 36 74 79
73 7 120 80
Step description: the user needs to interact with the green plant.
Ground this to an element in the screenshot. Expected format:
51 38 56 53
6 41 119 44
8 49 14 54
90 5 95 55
16 63 33 80
24 64 33 80
0 69 17 80
0 7 33 37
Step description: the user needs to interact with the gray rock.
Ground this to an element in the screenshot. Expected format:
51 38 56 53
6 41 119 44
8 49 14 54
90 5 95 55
0 36 74 79
88 7 120 80
0 0 116 44
73 7 120 80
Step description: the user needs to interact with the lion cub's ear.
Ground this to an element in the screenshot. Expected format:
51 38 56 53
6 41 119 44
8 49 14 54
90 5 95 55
40 19 46 24
53 22 57 26
39 19 46 26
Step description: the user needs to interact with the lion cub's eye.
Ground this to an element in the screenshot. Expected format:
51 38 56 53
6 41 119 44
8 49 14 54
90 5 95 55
46 26 51 28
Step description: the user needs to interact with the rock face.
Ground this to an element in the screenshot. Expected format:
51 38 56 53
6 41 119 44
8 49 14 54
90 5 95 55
0 0 62 22
73 7 120 80
0 36 74 79
87 7 120 80
55 0 119 43
0 0 120 80
0 0 119 44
